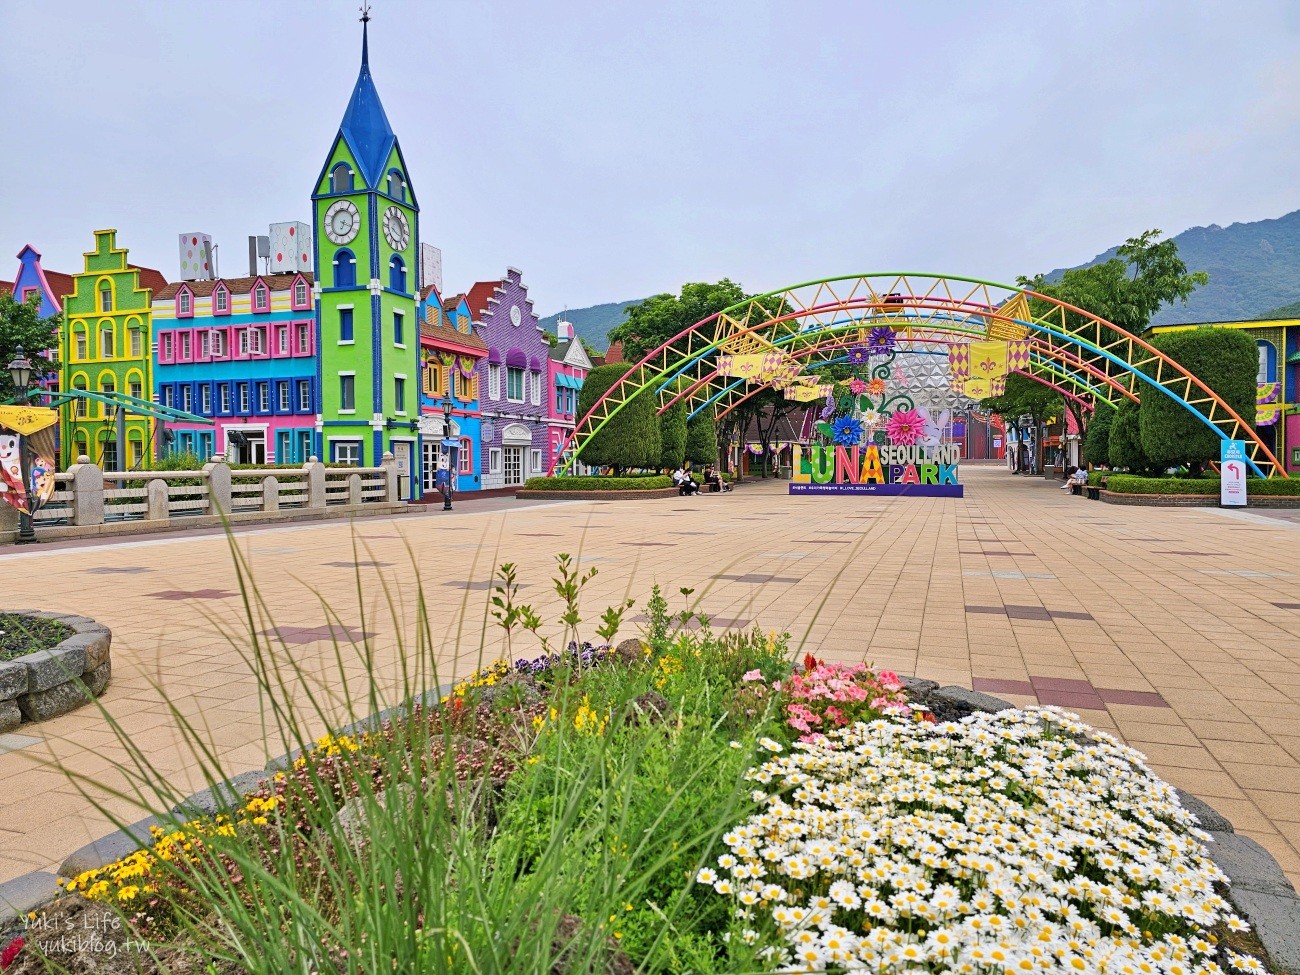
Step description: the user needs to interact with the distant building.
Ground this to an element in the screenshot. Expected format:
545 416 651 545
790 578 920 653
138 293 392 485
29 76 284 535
152 272 318 463
469 268 550 489
418 287 487 494
60 230 167 469
546 319 592 473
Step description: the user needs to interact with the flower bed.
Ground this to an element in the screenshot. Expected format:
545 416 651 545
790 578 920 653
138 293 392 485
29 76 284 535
0 581 1281 974
0 611 111 730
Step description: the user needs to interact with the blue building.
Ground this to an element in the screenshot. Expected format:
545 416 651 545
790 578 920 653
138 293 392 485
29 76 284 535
419 287 487 493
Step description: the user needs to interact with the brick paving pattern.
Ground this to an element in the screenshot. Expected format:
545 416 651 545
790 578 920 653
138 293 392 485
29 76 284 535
0 464 1298 890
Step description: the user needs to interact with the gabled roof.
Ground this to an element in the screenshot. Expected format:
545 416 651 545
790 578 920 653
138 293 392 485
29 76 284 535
420 315 488 354
338 22 396 189
465 280 503 320
130 265 169 295
443 293 465 312
154 271 311 301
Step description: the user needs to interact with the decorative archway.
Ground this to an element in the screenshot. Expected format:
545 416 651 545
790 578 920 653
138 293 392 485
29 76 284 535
558 274 1282 478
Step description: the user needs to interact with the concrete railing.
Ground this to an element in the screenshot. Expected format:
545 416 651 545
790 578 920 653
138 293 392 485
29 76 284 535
12 453 404 543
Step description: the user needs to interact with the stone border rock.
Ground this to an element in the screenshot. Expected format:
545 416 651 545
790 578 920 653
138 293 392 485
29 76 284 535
0 611 111 732
3 678 1298 975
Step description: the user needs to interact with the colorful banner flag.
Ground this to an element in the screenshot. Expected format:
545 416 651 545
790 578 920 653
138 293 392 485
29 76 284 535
1257 382 1281 426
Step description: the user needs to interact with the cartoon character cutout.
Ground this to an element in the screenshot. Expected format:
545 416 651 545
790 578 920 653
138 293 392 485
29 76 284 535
0 434 28 513
28 453 55 507
916 407 951 452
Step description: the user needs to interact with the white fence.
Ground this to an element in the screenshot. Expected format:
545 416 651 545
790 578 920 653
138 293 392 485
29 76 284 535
29 454 400 532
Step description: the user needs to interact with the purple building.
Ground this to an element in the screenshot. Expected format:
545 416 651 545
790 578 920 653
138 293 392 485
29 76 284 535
465 268 550 489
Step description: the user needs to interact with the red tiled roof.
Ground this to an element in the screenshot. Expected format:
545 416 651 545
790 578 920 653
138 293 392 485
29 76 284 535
130 265 169 295
42 269 76 301
602 340 625 364
154 272 313 301
443 293 465 312
0 281 11 297
465 280 502 320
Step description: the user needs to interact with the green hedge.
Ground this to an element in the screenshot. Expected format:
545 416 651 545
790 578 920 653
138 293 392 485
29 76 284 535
522 475 674 491
1103 474 1300 496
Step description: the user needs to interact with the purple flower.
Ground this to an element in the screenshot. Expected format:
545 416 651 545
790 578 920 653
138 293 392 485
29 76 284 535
847 345 870 366
866 326 896 356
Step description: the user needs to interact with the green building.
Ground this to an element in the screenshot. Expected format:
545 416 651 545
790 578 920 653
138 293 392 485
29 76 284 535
61 230 164 469
312 17 420 494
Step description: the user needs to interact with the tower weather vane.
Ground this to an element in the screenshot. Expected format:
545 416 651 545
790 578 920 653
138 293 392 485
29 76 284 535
359 1 371 23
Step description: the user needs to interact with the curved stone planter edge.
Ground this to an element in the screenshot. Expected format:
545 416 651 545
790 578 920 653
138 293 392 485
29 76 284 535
4 677 1298 975
0 611 111 733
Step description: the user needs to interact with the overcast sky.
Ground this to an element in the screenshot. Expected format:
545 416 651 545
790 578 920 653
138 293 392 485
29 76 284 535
4 0 1299 313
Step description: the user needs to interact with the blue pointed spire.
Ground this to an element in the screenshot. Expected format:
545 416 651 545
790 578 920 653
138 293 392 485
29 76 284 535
339 7 395 189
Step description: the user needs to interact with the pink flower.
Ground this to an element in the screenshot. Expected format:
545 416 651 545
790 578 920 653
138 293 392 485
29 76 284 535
886 407 925 446
848 378 868 395
742 669 763 683
877 670 903 691
1 937 24 971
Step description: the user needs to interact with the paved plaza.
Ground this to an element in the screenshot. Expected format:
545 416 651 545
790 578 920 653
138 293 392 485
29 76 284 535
1 463 1298 887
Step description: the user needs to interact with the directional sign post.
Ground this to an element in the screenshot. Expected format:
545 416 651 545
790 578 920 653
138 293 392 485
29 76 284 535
1220 440 1248 507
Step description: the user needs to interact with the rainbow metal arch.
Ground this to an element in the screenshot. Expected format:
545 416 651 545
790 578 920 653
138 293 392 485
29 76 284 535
558 273 1283 478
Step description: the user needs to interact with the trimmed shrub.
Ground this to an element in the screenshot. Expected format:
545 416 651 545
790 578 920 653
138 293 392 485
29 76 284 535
684 411 718 467
1109 400 1158 474
659 397 687 470
575 364 661 472
1141 328 1257 470
1083 402 1113 468
1105 474 1300 496
522 475 673 491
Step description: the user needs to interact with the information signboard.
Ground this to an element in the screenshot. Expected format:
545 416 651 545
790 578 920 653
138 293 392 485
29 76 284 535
1220 440 1248 507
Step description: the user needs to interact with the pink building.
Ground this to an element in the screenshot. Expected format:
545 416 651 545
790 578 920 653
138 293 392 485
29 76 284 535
546 320 592 471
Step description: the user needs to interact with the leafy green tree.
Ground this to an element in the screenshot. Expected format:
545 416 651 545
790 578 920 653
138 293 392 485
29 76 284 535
980 374 1062 474
685 411 718 467
575 363 661 473
659 393 687 469
606 280 746 363
1109 400 1159 474
1083 402 1114 468
1139 327 1257 474
0 291 61 402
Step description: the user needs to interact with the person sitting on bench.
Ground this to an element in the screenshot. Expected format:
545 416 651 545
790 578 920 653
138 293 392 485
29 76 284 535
703 466 730 493
673 467 700 495
1061 465 1088 491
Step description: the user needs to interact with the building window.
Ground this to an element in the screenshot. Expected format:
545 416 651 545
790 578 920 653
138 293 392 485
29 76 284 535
278 382 290 411
251 327 265 354
387 170 405 201
389 255 406 293
530 372 541 406
100 327 114 358
219 384 231 413
178 290 191 316
1258 341 1276 384
129 329 142 358
201 385 212 413
393 310 404 346
74 379 87 416
394 376 406 413
199 330 210 358
75 331 87 360
340 374 356 412
294 280 308 307
238 382 249 413
530 449 541 474
334 249 356 288
506 367 524 402
488 364 501 399
129 380 142 401
423 362 445 396
254 283 269 311
333 440 361 466
179 332 191 360
99 286 112 312
457 373 476 402
257 382 270 412
215 288 228 313
214 330 228 357
339 307 354 342
331 163 353 194
181 385 193 413
160 385 173 408
278 326 289 355
489 448 501 474
160 333 172 360
297 430 313 463
296 322 310 352
298 380 311 412
459 438 472 473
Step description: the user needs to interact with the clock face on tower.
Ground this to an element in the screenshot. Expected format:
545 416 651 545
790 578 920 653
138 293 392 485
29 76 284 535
383 207 410 251
324 200 360 245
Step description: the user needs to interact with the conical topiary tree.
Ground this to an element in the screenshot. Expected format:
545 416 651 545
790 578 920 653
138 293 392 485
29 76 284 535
659 388 688 470
685 410 718 468
575 364 661 474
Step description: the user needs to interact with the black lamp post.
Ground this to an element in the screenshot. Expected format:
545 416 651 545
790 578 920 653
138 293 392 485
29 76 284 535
440 395 454 511
7 346 37 544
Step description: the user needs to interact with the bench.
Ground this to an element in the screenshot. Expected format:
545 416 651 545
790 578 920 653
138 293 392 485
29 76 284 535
1085 477 1107 500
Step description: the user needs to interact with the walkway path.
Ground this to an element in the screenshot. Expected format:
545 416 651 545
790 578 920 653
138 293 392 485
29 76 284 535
1 464 1298 885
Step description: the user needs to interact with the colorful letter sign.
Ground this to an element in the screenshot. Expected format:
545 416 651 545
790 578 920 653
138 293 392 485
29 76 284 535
1220 440 1247 507
789 444 963 497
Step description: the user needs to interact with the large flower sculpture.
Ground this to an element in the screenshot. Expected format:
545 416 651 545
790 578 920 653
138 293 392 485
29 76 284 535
860 407 882 430
886 406 925 446
848 377 868 396
866 325 896 356
830 416 864 446
865 377 886 398
847 345 871 366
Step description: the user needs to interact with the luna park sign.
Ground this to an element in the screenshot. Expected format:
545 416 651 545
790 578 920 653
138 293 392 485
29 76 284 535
790 443 963 497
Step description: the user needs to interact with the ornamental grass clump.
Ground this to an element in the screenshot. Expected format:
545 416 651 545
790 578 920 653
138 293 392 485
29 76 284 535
698 707 1254 974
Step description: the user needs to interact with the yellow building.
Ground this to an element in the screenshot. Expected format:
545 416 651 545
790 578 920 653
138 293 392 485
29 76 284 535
60 230 168 469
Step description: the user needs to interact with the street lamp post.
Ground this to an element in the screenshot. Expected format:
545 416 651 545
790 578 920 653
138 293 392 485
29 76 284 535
7 346 37 544
439 387 454 511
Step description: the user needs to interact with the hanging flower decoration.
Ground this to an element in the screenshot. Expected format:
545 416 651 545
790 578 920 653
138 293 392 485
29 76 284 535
866 377 886 398
886 406 925 446
866 326 896 356
830 416 864 446
847 344 871 366
847 377 868 395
